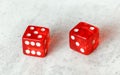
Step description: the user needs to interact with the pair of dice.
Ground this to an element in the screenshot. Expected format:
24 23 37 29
22 22 99 57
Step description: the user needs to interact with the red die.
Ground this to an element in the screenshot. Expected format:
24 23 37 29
22 25 50 57
69 22 99 55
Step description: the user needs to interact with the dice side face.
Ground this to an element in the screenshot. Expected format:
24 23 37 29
87 28 99 52
69 30 88 54
22 38 45 57
69 22 99 55
41 30 50 57
22 25 50 57
44 34 50 55
82 22 99 53
23 25 49 40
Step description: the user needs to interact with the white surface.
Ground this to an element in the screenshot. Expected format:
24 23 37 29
0 0 120 75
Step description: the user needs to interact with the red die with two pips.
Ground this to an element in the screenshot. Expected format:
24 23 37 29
22 25 50 57
69 22 99 55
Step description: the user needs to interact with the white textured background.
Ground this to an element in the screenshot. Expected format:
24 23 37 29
0 0 120 75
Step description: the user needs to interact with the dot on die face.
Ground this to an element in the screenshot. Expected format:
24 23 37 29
31 42 35 46
41 28 45 31
36 42 41 47
26 33 31 37
25 41 30 45
25 50 30 54
74 28 79 32
38 35 42 38
37 51 41 56
80 48 85 53
71 35 75 40
45 49 47 54
31 50 35 55
90 27 95 30
92 40 95 44
30 27 35 30
44 40 47 44
75 42 80 46
34 31 38 34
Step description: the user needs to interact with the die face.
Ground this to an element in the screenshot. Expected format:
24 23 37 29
71 22 99 39
44 34 50 55
69 34 87 54
22 25 50 57
22 39 46 57
23 25 49 41
88 31 99 52
69 22 99 55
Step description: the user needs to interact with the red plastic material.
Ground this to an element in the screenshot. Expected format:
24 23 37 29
22 25 50 57
69 22 99 55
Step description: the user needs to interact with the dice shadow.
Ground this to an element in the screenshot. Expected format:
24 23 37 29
92 24 119 55
86 24 120 65
48 19 73 55
99 25 118 44
48 27 69 55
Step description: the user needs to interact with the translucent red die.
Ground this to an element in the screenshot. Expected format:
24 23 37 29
22 25 50 57
69 22 99 55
